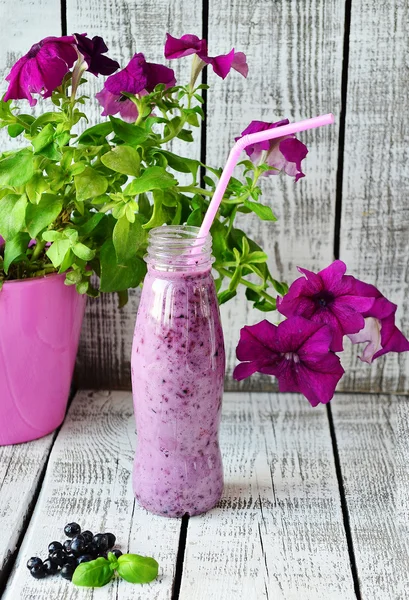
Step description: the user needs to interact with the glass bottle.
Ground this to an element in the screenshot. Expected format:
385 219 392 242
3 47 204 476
131 225 225 517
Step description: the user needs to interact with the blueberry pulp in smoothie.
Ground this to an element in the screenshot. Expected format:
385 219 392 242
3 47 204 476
131 266 225 517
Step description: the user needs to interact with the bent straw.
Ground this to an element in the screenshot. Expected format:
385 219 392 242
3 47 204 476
198 113 335 240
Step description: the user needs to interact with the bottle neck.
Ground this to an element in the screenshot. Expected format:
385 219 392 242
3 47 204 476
145 225 213 273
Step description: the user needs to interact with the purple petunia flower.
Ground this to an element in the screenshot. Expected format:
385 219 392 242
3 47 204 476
347 280 409 362
4 36 78 106
277 260 375 352
164 33 248 79
233 317 344 406
96 53 176 122
235 120 309 182
74 33 119 76
0 236 4 247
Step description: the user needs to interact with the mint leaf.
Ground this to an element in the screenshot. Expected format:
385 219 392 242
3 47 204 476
4 232 30 273
0 149 34 187
116 554 159 584
101 145 140 176
74 167 108 201
72 557 114 588
124 166 177 196
25 194 62 238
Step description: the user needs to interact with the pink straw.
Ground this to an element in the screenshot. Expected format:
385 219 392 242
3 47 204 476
198 113 335 240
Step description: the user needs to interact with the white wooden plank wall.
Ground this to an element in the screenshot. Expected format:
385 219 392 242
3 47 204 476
339 1 409 393
0 0 408 393
208 0 345 391
67 0 203 389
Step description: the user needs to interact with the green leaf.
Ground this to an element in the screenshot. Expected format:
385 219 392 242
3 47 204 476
243 199 277 221
177 128 194 142
72 557 114 588
41 230 64 242
186 208 203 226
155 150 199 182
109 116 149 145
77 121 113 144
116 554 159 584
218 289 237 305
247 250 268 264
72 242 95 261
30 112 64 132
254 298 276 311
0 194 27 240
77 212 105 236
74 166 108 201
4 232 30 273
124 166 177 195
113 214 147 262
101 145 140 177
31 123 61 160
0 99 13 120
25 171 49 204
0 149 34 187
116 289 129 309
46 239 72 268
59 248 75 273
25 194 62 238
228 266 242 291
143 189 171 229
100 239 146 292
7 123 24 138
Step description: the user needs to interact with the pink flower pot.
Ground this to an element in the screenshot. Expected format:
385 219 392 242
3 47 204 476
0 273 86 445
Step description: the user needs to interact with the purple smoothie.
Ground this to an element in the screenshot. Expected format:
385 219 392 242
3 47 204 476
131 262 225 517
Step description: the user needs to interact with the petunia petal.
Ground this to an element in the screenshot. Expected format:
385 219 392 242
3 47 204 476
164 33 207 59
208 49 235 79
235 320 279 362
231 51 248 77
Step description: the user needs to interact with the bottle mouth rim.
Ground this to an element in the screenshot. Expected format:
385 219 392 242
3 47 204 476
146 225 213 272
149 225 210 244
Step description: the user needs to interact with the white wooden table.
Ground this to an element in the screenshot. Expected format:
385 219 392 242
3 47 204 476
0 391 407 599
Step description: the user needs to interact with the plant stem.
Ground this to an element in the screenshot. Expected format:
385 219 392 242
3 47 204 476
216 267 276 304
31 240 47 262
176 186 213 197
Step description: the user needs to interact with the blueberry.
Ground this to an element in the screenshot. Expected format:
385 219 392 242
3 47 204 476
62 539 72 554
27 557 42 570
48 541 63 554
30 564 46 579
49 549 65 567
81 530 93 543
76 554 93 565
85 542 99 558
93 533 109 552
63 555 77 568
110 549 122 558
43 558 59 574
106 533 116 549
60 563 75 581
64 522 81 538
70 535 86 556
